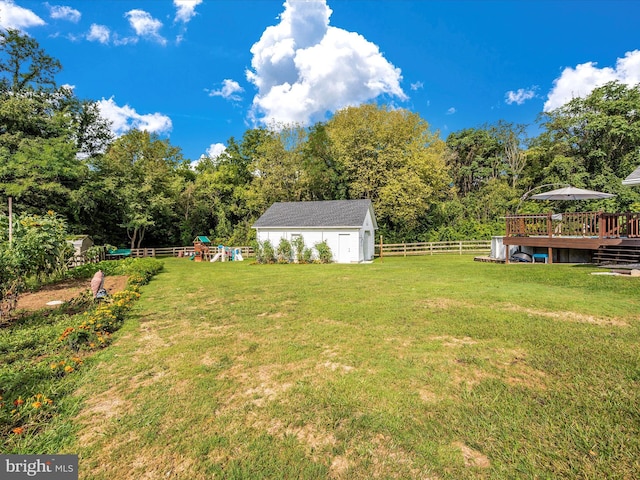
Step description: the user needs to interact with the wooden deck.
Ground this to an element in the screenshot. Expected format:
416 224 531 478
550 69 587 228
503 211 640 263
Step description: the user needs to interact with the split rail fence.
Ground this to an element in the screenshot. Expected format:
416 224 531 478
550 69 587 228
375 239 491 257
69 240 492 265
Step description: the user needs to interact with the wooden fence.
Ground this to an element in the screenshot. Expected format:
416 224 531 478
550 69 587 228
375 240 491 257
69 241 491 266
127 245 255 259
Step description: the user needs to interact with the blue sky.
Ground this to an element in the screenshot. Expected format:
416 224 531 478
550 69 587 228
1 0 639 162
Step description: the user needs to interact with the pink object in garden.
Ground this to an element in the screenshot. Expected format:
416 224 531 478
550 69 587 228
90 270 104 298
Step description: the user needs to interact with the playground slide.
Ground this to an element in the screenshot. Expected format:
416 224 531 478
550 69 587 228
209 247 243 262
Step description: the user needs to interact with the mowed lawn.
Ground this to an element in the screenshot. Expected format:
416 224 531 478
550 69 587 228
71 256 640 479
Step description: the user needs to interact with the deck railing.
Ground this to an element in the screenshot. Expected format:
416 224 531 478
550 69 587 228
505 212 640 239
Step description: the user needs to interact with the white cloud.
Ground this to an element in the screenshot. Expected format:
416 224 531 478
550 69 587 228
206 143 226 159
87 24 110 44
505 87 537 105
0 1 45 30
97 97 172 137
246 0 406 126
446 107 456 115
410 81 424 91
125 9 166 45
208 79 244 101
544 50 640 111
174 0 203 23
48 4 81 23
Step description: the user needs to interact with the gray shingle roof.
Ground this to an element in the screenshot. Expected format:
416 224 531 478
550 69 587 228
252 200 376 228
623 165 640 186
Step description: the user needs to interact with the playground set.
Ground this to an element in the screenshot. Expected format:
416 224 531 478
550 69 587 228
188 236 244 262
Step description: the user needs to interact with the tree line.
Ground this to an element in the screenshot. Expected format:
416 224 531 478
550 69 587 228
1 29 639 248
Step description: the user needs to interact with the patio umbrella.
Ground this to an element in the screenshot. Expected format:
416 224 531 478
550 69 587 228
530 186 615 201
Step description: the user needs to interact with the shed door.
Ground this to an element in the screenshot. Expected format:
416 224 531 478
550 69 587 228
338 234 350 263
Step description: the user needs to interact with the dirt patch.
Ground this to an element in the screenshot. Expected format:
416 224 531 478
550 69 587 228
430 335 478 347
75 385 131 446
502 303 628 327
453 441 490 468
15 276 129 313
319 361 355 373
416 298 460 309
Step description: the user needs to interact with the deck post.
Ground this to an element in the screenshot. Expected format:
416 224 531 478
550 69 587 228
547 212 553 238
547 246 553 264
599 211 604 239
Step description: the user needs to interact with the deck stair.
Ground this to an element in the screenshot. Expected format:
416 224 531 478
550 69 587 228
593 245 640 265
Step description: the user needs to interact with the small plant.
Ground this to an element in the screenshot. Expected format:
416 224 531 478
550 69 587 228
261 240 276 264
277 238 293 263
314 240 333 264
291 236 306 263
302 247 313 263
251 240 263 264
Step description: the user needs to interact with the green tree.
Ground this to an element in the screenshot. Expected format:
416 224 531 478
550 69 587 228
0 30 112 232
90 130 184 249
251 123 309 208
540 81 640 180
326 104 451 240
0 29 61 93
302 123 347 200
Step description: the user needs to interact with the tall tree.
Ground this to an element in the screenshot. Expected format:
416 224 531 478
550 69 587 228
326 104 451 240
302 123 347 200
540 81 640 180
0 29 61 93
250 123 309 208
445 127 501 195
90 130 183 249
0 29 112 230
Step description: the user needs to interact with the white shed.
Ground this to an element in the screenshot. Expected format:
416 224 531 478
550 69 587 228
67 235 93 256
252 199 378 263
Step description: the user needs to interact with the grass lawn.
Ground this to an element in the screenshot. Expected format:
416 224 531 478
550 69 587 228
66 256 640 479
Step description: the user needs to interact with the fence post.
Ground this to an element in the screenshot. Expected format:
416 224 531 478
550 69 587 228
459 241 462 255
403 243 407 257
379 235 383 262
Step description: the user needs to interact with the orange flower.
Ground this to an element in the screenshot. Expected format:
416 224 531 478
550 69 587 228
13 397 24 406
64 365 74 373
32 401 42 409
12 427 24 435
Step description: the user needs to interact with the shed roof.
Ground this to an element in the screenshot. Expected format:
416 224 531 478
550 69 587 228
253 199 377 229
194 236 211 243
623 165 640 186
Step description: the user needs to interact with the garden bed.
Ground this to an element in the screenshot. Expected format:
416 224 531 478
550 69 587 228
16 276 129 313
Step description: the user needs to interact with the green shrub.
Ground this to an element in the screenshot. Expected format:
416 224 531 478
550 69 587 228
0 212 73 321
261 240 276 264
291 236 306 263
251 240 263 264
302 247 313 264
277 238 293 263
314 240 333 264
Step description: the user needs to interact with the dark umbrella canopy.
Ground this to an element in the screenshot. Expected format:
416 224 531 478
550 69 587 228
530 186 615 201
